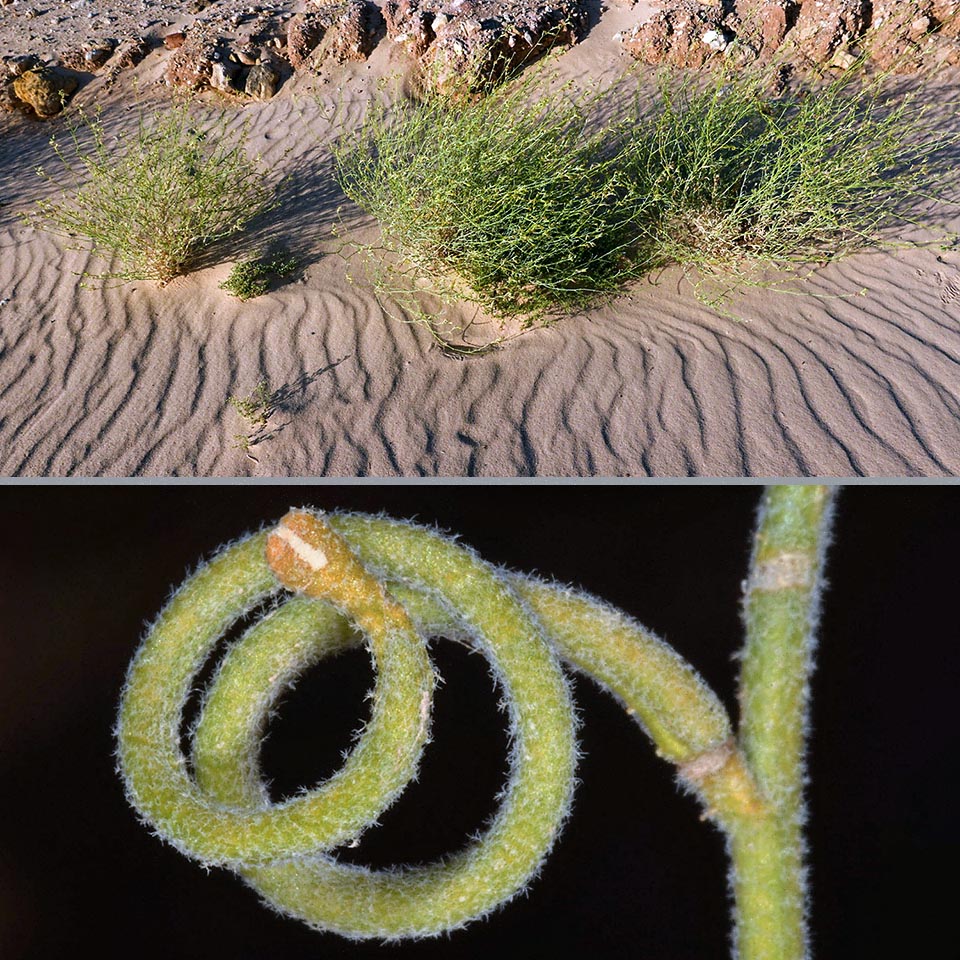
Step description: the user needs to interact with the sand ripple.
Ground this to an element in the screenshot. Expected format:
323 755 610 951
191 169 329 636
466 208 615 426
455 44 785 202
2 7 959 477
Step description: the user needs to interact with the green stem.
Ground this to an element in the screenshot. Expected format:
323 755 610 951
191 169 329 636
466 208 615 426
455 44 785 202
732 484 835 960
116 491 835 952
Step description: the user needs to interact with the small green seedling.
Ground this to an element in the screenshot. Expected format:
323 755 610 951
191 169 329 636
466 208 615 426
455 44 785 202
219 253 299 301
228 378 275 460
228 378 272 431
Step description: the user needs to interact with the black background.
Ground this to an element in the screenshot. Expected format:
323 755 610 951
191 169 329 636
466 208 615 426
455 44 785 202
0 484 955 959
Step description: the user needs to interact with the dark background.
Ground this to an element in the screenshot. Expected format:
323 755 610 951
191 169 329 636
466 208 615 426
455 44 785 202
0 484 954 959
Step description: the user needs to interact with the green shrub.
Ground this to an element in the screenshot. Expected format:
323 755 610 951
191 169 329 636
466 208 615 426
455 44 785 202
333 78 650 328
334 63 956 328
622 66 957 302
29 102 276 284
220 253 299 300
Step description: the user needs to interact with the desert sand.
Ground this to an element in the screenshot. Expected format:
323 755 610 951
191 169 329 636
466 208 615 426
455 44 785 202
2 1 959 476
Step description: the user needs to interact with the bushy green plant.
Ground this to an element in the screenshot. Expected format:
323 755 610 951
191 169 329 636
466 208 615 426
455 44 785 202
29 102 275 284
219 252 299 300
334 63 956 329
622 66 956 302
333 78 649 328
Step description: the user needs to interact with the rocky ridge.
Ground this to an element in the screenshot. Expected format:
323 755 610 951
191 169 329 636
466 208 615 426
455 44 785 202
2 1 960 119
618 0 960 73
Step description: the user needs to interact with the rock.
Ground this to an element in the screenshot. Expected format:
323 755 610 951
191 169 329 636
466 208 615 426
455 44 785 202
325 0 378 62
210 59 241 93
165 32 220 89
702 28 730 51
385 0 435 57
84 44 117 69
1 77 31 114
244 61 279 99
163 32 187 50
287 2 379 70
4 54 43 78
236 45 260 66
110 36 150 70
617 0 960 73
55 49 90 71
932 0 960 37
12 66 79 118
287 12 325 69
386 0 588 94
59 40 117 72
743 0 797 51
793 0 868 63
725 37 760 64
829 46 857 69
868 0 931 70
939 36 960 61
621 1 733 68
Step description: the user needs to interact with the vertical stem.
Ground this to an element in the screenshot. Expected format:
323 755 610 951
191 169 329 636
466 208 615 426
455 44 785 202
732 484 836 960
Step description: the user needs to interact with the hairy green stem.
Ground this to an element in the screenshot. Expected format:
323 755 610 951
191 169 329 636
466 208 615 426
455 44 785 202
732 485 835 960
117 491 835 952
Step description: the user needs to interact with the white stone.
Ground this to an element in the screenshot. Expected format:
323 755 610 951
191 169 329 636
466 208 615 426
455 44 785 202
702 29 728 52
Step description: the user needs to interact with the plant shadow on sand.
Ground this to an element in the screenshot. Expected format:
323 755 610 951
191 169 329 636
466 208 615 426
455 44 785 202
189 144 360 278
271 356 352 417
235 356 353 456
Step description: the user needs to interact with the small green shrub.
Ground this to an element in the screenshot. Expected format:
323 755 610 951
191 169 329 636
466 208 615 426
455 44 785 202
29 102 275 284
219 253 299 300
334 63 956 329
228 378 274 461
229 378 272 431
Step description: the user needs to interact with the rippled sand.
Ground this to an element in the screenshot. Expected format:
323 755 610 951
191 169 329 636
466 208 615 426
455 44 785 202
2 4 959 476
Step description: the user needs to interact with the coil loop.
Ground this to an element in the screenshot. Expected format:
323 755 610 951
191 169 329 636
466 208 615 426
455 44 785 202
117 510 733 939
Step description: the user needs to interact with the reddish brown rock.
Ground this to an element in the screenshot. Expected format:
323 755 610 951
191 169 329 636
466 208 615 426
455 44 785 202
289 2 378 69
741 0 797 50
165 31 220 89
3 54 43 78
163 32 187 51
932 0 960 37
621 1 735 68
326 0 379 61
792 0 867 63
938 36 960 60
386 0 588 94
111 36 151 71
384 0 436 58
57 41 117 72
287 12 326 68
619 0 960 72
868 0 933 70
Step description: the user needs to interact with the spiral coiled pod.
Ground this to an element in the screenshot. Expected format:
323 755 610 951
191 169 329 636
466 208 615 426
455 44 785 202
117 508 758 940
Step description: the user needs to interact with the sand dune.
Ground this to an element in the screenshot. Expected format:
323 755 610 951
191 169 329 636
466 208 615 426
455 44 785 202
2 3 959 476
